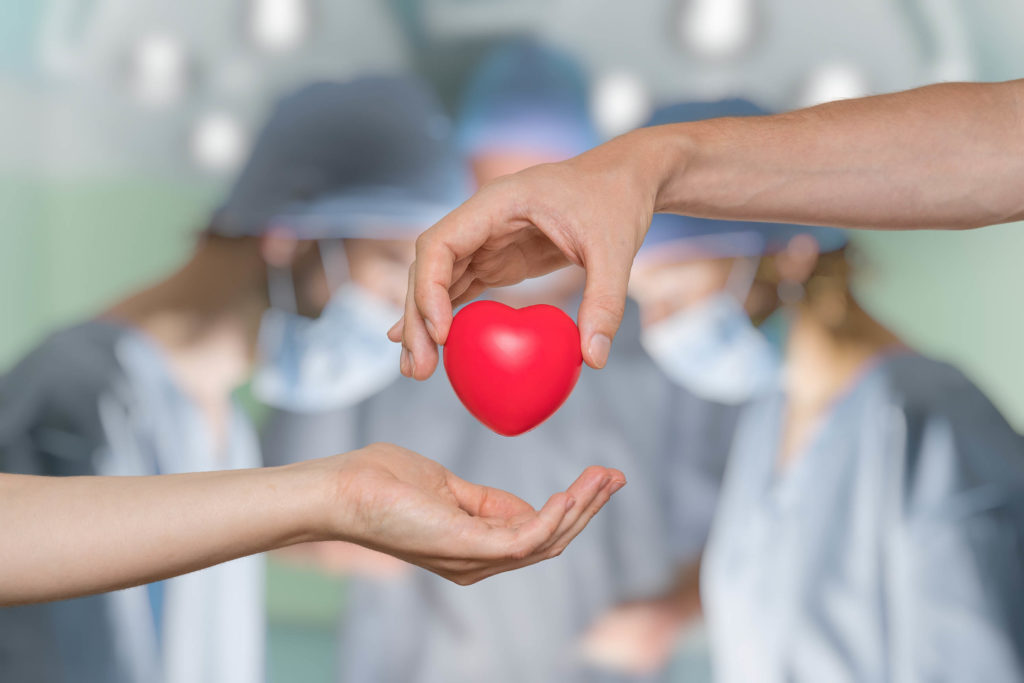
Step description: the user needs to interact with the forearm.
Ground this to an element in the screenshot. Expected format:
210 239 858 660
643 80 1024 230
0 465 327 605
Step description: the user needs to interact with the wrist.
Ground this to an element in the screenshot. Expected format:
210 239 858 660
620 124 697 214
270 458 346 545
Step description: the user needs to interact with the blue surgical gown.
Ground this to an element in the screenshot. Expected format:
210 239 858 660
261 300 742 683
0 320 265 683
702 352 1024 682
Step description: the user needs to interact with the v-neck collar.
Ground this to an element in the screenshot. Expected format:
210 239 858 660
763 349 915 509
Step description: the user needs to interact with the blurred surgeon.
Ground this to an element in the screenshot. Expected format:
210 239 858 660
632 101 1024 683
581 104 773 675
262 39 685 683
705 229 1024 682
0 76 466 683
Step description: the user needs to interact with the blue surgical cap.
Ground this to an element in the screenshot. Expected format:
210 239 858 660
211 77 469 239
641 99 848 261
457 39 598 160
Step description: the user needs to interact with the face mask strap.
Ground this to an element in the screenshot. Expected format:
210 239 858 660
267 264 299 313
318 239 351 294
724 254 760 306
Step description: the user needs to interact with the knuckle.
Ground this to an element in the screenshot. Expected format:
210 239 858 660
479 174 511 194
368 441 402 456
415 230 435 251
589 293 625 320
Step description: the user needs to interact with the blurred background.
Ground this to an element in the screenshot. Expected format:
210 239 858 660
2 1 1024 681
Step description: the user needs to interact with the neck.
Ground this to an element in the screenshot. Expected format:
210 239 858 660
104 238 267 411
783 298 903 413
777 297 902 466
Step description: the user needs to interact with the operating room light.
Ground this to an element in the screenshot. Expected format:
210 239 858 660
591 71 652 140
191 112 248 172
249 0 310 52
679 0 756 61
797 63 870 107
130 34 187 107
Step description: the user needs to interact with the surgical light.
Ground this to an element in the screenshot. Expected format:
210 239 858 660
130 34 187 107
191 112 248 172
591 71 652 139
797 63 870 107
249 0 310 53
678 0 757 61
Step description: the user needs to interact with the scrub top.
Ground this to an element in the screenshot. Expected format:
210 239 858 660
262 300 741 683
702 352 1024 682
0 320 265 683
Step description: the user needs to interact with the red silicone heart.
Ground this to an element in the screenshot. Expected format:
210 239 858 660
443 300 583 436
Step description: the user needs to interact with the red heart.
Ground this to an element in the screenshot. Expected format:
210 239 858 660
443 300 583 436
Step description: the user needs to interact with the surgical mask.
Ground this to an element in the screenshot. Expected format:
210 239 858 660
253 243 403 412
641 259 780 404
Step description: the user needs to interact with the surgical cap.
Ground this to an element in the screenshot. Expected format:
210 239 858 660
641 99 848 261
211 77 469 239
457 39 598 159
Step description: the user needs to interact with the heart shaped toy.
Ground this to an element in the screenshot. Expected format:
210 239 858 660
443 300 583 436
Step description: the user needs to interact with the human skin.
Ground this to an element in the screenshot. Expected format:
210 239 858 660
579 561 703 675
0 443 624 605
391 79 1024 379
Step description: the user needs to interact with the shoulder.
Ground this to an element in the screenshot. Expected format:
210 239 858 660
16 321 132 400
3 321 127 391
876 353 1024 520
0 321 136 468
876 353 1017 452
877 354 996 418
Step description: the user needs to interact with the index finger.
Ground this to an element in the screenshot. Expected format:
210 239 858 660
399 261 438 380
399 214 490 379
409 227 458 349
409 183 517 347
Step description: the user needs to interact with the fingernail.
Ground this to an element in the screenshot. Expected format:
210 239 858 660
408 351 417 377
565 496 577 512
599 476 611 491
610 480 626 494
401 348 412 376
588 334 611 369
425 318 438 344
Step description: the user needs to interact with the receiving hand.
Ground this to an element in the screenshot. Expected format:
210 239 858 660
0 444 623 604
389 131 667 379
312 442 626 585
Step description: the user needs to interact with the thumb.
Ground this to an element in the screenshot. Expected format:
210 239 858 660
577 248 633 369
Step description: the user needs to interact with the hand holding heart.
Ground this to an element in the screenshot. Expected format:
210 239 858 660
388 134 665 381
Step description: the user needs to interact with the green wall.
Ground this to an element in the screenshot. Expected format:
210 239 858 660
854 224 1024 428
0 174 214 367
